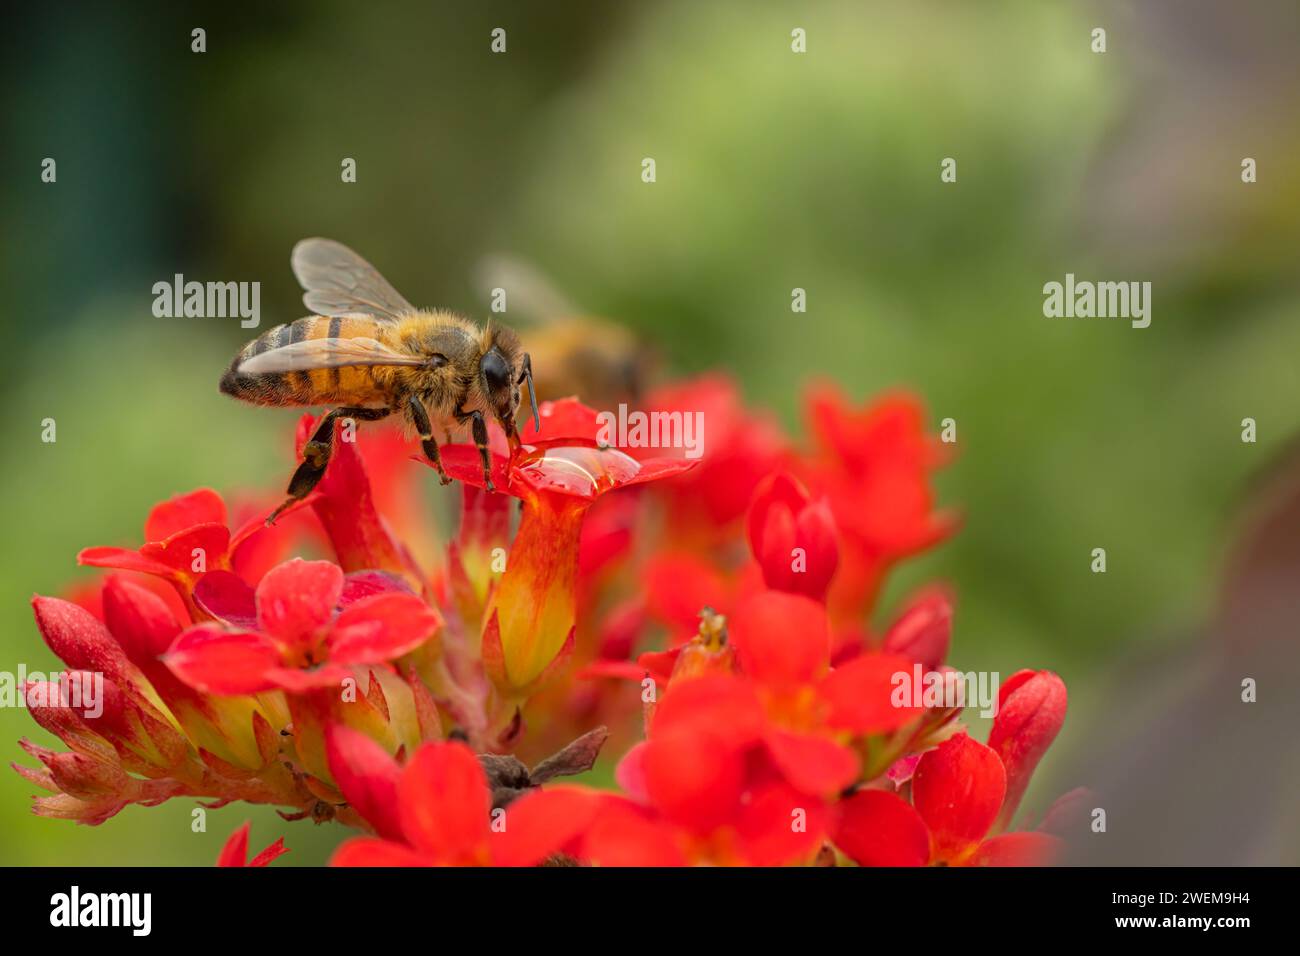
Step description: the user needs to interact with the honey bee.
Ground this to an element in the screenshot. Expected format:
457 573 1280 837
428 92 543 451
220 238 539 522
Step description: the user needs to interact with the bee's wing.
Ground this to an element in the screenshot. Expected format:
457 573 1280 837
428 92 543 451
237 336 427 375
474 253 581 326
291 238 416 323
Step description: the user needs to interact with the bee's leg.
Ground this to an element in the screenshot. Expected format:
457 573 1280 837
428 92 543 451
467 409 495 493
267 406 390 525
408 395 451 486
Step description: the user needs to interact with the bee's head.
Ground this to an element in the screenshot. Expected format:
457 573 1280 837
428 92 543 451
481 324 538 436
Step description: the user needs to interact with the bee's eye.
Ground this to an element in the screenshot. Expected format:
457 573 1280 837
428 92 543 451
480 349 510 393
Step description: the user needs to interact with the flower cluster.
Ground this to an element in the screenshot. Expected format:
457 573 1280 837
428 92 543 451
14 374 1074 866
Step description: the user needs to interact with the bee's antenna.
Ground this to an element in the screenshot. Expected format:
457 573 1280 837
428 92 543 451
527 372 540 432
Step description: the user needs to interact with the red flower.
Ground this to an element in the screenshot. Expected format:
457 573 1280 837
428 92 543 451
436 398 697 697
165 558 440 695
746 471 839 602
327 730 600 866
804 385 957 615
728 592 926 794
832 732 1062 866
566 591 937 865
78 488 309 614
216 821 288 867
571 677 830 865
595 592 930 797
641 374 788 536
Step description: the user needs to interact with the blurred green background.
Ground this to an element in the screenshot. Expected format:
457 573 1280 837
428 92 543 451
2 0 1298 864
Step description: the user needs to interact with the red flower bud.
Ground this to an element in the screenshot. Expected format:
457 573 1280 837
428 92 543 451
746 472 839 602
41 751 129 799
32 596 138 688
882 588 953 670
987 669 1067 832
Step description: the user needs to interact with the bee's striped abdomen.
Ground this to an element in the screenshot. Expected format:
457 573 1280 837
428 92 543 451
220 322 290 405
219 315 390 408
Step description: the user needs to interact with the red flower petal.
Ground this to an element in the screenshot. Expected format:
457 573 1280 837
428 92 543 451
969 831 1062 867
643 552 730 635
764 729 860 797
262 663 355 693
77 547 177 578
642 729 748 832
912 732 1006 864
748 472 808 548
730 591 830 687
650 674 767 748
792 499 839 601
833 789 931 867
254 558 343 645
521 398 604 444
735 780 828 866
613 741 650 803
326 593 440 665
145 488 227 543
820 652 924 734
508 444 642 501
434 442 512 494
138 524 231 573
216 821 250 867
164 625 283 695
325 726 404 843
192 571 258 630
577 659 652 683
397 742 491 864
490 785 603 866
616 455 701 490
247 837 289 867
580 797 688 866
338 570 413 608
228 495 314 554
331 837 431 867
